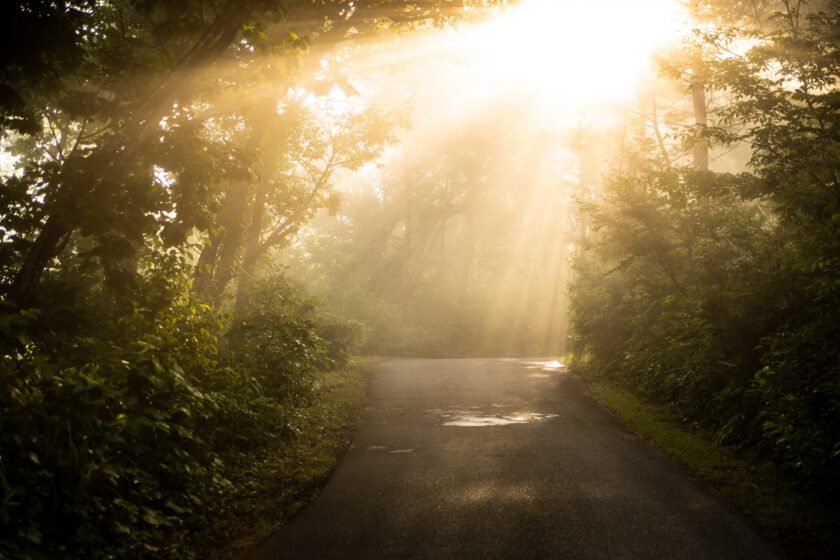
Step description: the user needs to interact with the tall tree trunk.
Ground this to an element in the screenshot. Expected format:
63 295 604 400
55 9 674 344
402 182 414 291
461 190 477 296
208 181 251 303
192 228 221 296
651 96 672 167
234 181 269 313
10 215 66 306
692 61 709 172
566 131 598 354
203 105 273 303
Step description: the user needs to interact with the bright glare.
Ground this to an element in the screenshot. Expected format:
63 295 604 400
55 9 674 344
461 0 686 110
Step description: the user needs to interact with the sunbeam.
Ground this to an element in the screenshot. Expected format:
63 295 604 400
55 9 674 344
4 1 835 556
461 0 686 111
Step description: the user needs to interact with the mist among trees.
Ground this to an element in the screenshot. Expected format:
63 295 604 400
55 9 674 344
1 0 838 557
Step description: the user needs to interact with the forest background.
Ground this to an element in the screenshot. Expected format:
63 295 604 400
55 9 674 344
1 0 838 558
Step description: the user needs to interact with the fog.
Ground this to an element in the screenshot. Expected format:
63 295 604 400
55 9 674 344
3 1 837 556
276 0 694 356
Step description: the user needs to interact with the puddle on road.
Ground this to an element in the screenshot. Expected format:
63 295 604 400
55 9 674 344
541 360 566 371
358 445 414 454
518 360 568 376
428 408 559 427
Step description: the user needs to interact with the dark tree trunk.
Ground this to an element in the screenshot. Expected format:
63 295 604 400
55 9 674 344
202 102 273 303
192 228 221 296
208 181 251 303
10 215 67 306
234 181 268 313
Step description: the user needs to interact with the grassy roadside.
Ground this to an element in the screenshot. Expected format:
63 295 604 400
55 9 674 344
193 357 381 559
585 380 838 559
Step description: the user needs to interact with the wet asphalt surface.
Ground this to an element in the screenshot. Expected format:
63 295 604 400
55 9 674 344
252 359 784 559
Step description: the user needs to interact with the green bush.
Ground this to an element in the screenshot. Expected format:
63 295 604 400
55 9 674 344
0 269 332 558
754 310 840 497
570 161 840 502
228 275 328 404
313 312 369 367
1 299 231 558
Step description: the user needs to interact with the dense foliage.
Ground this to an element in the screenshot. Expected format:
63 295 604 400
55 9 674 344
571 0 840 500
2 0 838 556
0 0 501 557
0 260 337 558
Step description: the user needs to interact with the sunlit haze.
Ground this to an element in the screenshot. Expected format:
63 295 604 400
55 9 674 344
4 2 836 556
328 0 688 132
285 0 691 357
462 0 686 110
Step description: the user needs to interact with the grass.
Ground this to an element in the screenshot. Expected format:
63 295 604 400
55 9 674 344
587 381 839 559
193 357 381 559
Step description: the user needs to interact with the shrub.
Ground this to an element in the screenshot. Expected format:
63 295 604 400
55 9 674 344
227 275 327 404
313 312 369 367
0 299 237 558
0 271 331 558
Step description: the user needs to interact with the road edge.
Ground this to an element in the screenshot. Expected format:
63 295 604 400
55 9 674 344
580 375 838 559
194 358 382 559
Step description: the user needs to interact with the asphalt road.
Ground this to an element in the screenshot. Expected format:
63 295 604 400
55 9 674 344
252 359 783 559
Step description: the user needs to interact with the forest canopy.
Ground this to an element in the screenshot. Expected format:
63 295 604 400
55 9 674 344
1 0 839 557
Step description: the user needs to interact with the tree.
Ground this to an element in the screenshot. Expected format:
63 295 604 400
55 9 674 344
0 2 507 556
1 0 502 306
570 0 840 501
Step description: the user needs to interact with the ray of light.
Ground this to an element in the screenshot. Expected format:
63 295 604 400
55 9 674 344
459 0 687 112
